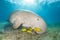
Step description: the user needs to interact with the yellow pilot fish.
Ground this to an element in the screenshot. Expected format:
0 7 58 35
21 27 41 34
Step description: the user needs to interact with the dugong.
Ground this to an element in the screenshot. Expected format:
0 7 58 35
9 10 46 34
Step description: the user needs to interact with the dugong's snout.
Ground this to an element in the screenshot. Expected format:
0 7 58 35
12 22 23 29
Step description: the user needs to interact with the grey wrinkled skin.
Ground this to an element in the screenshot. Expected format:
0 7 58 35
9 10 46 34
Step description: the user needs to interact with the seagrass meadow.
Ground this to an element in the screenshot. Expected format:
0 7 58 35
0 22 60 40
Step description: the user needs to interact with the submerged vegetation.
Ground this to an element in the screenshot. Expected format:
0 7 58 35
0 22 60 40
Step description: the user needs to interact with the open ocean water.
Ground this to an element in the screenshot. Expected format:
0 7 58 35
0 0 60 40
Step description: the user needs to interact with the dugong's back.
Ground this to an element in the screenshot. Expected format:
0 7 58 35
9 11 39 24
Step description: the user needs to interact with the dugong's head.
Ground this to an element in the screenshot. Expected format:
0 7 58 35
9 10 46 34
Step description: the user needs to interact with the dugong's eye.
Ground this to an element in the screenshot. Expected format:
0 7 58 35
37 18 39 21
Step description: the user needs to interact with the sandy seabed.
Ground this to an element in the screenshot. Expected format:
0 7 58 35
0 22 60 40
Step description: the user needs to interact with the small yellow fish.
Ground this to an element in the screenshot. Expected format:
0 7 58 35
27 27 33 33
33 27 41 32
21 27 41 33
27 30 32 33
21 27 27 32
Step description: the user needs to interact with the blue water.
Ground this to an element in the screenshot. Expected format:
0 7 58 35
0 0 60 24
